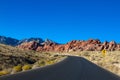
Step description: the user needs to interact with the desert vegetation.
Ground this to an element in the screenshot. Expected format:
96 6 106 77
0 44 66 76
0 44 119 76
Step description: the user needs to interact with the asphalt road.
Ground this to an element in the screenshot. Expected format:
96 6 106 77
0 56 120 80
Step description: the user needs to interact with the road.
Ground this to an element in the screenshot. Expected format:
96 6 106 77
0 56 120 80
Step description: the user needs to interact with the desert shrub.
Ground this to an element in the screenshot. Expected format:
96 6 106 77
13 65 22 72
46 61 54 65
0 70 9 76
82 51 90 57
22 64 31 71
38 60 46 67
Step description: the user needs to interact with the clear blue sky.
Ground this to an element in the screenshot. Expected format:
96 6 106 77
0 0 120 43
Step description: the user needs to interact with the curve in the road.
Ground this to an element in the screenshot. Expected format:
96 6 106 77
0 56 120 80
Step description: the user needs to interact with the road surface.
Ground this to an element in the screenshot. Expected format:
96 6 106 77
0 56 120 80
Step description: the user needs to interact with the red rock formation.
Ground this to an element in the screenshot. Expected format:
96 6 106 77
18 41 39 50
18 39 120 52
108 41 116 51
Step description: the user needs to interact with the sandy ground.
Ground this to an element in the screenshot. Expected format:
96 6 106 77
0 56 120 80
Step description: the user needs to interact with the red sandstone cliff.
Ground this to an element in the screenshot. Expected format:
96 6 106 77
18 39 120 52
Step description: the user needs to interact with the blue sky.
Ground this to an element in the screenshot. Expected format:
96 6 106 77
0 0 120 43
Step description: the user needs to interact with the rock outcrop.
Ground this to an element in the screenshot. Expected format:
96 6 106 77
18 38 44 45
18 39 120 52
18 41 40 50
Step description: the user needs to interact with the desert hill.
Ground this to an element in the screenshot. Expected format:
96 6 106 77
0 44 64 71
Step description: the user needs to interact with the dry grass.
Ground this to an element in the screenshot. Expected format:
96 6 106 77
0 44 66 76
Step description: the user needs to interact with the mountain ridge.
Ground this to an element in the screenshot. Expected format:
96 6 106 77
0 36 56 46
1 35 120 52
18 39 120 52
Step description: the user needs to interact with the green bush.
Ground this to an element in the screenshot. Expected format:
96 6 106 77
22 64 31 71
13 65 22 72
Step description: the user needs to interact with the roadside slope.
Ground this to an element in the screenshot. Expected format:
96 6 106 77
0 56 120 80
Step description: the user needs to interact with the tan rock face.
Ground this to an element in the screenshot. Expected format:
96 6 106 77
18 39 120 52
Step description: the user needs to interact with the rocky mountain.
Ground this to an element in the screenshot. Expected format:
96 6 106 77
0 36 44 46
18 38 44 45
0 36 19 46
1 35 120 52
18 39 120 52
